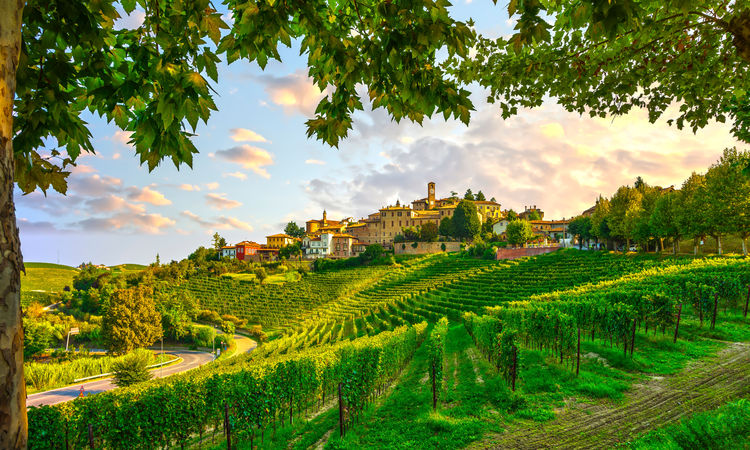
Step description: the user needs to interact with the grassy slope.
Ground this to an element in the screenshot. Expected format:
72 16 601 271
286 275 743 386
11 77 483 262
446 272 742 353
21 264 78 306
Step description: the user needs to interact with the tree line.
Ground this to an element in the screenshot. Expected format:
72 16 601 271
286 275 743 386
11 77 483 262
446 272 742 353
568 148 750 255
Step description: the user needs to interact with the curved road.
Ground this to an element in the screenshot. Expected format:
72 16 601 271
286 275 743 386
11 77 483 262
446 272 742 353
27 333 256 408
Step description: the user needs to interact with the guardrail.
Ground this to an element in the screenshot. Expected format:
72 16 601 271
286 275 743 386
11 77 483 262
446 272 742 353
73 356 180 382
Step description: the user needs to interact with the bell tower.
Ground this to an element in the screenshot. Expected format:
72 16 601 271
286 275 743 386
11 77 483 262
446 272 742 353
427 182 436 208
323 210 327 226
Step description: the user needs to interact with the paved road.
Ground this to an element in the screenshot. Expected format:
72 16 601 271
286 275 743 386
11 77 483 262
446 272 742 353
27 349 213 408
27 332 258 408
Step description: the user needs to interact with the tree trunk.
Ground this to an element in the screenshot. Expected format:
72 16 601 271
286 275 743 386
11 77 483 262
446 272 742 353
626 238 630 252
0 2 26 448
717 235 722 256
743 237 748 257
672 238 677 255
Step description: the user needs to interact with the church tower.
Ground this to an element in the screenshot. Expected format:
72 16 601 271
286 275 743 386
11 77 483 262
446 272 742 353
323 210 327 226
427 182 436 208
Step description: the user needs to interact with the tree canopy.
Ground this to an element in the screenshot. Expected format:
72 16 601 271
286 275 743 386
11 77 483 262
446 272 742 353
102 286 162 354
455 1 750 153
506 219 534 246
451 200 481 239
284 222 306 239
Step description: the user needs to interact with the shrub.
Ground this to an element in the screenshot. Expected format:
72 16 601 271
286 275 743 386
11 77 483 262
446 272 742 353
198 309 222 324
111 349 153 387
221 321 236 335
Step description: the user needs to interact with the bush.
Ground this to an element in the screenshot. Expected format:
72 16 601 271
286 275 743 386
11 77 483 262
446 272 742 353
221 320 236 335
111 349 153 387
198 309 222 324
191 325 216 348
247 325 268 343
220 314 247 328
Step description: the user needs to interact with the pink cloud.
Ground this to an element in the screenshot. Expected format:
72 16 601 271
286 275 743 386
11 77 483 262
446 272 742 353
127 186 172 206
205 193 242 210
214 145 273 179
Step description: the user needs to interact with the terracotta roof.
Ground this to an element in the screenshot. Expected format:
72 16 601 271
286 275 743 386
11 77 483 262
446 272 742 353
380 205 411 210
473 200 500 205
220 245 235 249
236 241 262 248
333 233 356 239
530 220 569 225
345 223 366 228
266 233 293 238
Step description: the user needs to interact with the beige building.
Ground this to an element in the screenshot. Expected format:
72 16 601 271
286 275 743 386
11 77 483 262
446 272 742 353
266 233 297 249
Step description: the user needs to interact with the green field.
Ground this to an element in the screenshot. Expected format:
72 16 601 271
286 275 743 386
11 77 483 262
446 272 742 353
21 263 78 306
27 250 750 449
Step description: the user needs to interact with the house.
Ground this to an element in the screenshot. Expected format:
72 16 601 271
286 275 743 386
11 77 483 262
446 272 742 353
302 233 333 258
305 210 351 234
235 241 262 261
331 233 357 258
220 245 236 258
352 241 368 256
529 220 570 240
266 233 297 249
256 246 279 262
492 219 511 235
519 205 545 220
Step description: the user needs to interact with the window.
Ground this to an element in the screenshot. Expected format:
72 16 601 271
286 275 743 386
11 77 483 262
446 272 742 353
391 221 394 227
399 221 401 227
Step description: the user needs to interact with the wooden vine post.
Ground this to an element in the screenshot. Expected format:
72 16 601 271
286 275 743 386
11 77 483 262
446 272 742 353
711 293 719 330
510 345 517 392
431 361 437 411
224 402 232 450
673 303 682 344
744 285 749 318
88 424 94 449
576 327 581 376
338 382 345 438
630 319 636 357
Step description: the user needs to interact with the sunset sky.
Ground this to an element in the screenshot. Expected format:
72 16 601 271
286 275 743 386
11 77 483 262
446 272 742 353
17 2 743 266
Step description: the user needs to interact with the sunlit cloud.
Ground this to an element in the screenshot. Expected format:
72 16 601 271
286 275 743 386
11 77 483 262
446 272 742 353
305 159 326 165
230 128 269 143
205 193 242 210
223 171 248 180
214 145 273 178
255 70 327 116
179 184 201 191
127 186 172 206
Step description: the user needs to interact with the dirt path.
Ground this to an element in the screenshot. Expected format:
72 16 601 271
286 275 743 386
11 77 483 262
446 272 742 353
472 342 750 449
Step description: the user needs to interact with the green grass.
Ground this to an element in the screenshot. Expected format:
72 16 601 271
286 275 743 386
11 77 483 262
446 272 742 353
21 263 79 306
626 398 750 449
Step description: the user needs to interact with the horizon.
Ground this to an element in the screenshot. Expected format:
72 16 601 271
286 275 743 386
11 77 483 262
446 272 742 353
16 2 743 267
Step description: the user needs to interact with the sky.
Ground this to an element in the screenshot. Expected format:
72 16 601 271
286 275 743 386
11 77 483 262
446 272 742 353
17 2 743 266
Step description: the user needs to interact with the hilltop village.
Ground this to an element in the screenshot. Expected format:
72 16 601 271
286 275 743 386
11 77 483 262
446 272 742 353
219 182 572 261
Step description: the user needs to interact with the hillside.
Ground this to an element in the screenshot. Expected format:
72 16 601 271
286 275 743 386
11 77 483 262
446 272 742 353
27 250 750 449
20 263 78 306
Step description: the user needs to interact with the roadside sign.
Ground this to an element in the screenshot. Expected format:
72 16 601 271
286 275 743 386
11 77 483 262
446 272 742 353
69 327 80 335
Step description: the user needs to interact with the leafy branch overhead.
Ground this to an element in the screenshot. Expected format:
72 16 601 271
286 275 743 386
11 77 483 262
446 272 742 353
453 0 750 145
13 1 750 196
14 0 475 195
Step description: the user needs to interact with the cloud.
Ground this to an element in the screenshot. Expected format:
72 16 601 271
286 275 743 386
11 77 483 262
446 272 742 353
181 210 254 231
110 130 134 148
230 128 269 143
71 164 96 175
86 195 145 214
303 102 740 220
223 172 248 180
68 174 122 197
112 153 121 160
255 70 327 116
205 193 242 210
214 145 273 178
305 159 326 166
127 186 172 206
179 184 201 191
77 212 175 234
205 182 220 190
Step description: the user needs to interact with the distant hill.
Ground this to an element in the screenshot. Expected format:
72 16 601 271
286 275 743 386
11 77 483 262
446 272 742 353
24 262 78 270
21 263 79 306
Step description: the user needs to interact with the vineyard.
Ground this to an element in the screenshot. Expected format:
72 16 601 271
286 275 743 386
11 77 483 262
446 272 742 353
27 250 750 449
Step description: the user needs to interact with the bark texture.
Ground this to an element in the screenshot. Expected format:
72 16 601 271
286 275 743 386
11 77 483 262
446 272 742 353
0 0 26 448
